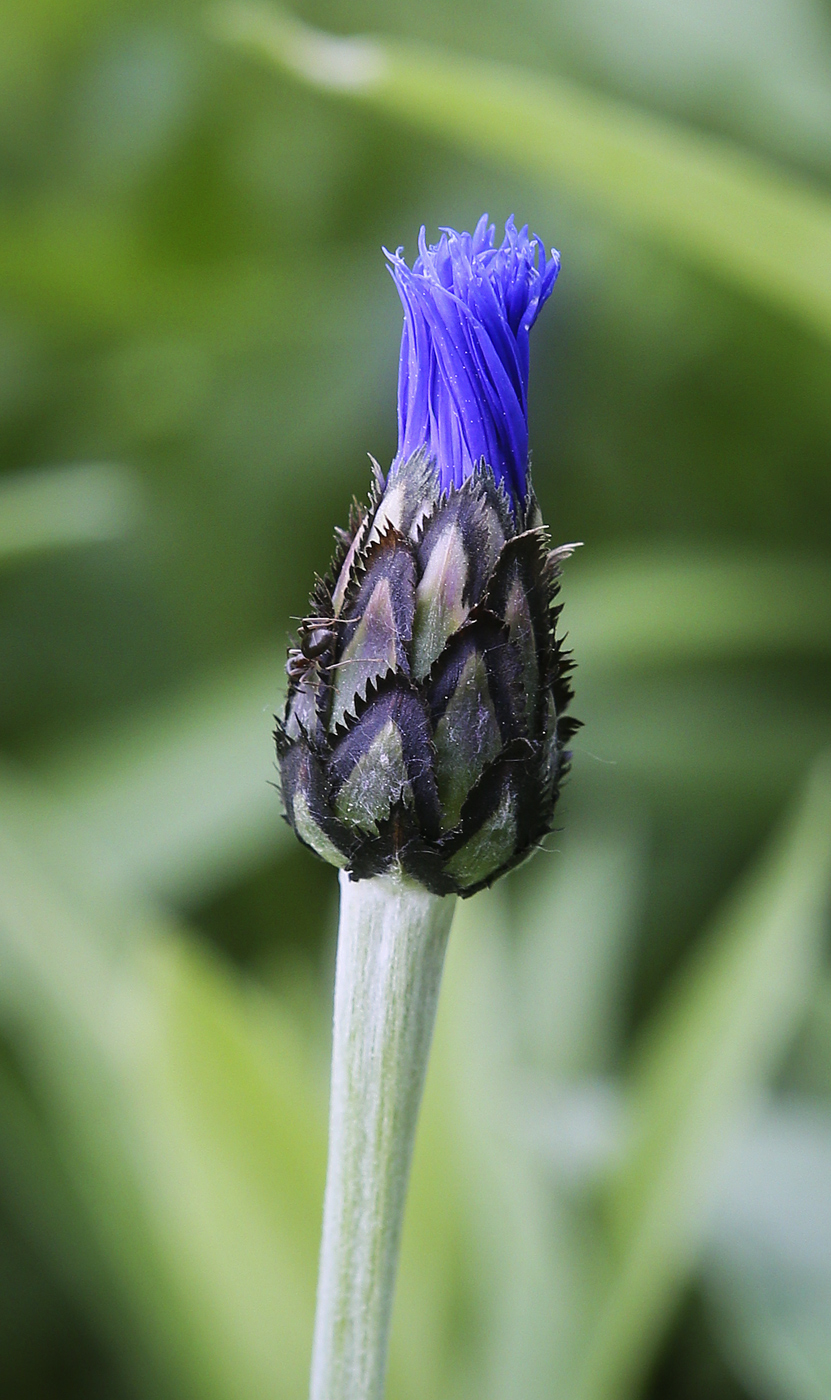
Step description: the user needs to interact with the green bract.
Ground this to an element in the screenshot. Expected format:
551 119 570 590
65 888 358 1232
276 452 578 895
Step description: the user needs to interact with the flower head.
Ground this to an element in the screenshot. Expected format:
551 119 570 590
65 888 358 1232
385 214 560 501
276 217 577 897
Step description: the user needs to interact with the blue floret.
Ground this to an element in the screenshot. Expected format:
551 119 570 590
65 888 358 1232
385 214 560 501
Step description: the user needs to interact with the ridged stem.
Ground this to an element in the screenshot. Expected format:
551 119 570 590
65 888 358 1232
310 870 456 1400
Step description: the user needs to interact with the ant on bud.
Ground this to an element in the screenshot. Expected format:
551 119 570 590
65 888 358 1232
285 619 341 683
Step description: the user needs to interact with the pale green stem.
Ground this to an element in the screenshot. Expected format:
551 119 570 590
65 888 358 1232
310 869 456 1400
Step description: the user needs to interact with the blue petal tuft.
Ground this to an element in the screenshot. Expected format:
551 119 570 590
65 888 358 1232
385 215 559 500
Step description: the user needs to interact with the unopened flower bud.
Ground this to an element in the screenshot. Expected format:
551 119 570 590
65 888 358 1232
276 216 578 895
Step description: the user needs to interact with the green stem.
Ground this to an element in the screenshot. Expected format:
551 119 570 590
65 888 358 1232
310 870 456 1400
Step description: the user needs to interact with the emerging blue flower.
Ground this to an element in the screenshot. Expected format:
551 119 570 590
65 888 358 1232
385 214 560 501
278 214 577 896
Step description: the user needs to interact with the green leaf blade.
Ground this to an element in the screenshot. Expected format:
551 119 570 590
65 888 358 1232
216 3 831 343
573 753 831 1400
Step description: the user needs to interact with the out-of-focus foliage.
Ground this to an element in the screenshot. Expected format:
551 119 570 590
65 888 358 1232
0 1 830 1398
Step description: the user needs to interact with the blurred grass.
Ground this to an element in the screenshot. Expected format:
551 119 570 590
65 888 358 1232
1 1 830 1398
578 756 831 1400
0 463 141 565
218 3 831 344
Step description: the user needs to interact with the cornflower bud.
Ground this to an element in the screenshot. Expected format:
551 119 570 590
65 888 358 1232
276 215 578 895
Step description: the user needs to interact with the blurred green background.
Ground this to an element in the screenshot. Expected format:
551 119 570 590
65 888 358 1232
2 0 831 1397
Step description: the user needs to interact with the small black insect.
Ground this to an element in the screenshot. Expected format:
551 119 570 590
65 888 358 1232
301 625 337 659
